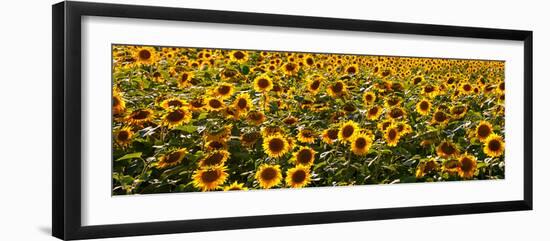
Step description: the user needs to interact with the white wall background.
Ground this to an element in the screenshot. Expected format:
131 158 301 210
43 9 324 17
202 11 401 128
0 0 547 240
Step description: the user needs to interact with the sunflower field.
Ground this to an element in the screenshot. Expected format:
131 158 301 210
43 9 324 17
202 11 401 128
112 45 505 195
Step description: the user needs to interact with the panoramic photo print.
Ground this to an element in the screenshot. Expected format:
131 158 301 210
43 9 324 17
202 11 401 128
111 44 505 195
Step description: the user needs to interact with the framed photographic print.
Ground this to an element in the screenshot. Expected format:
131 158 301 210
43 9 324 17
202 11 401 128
52 1 533 240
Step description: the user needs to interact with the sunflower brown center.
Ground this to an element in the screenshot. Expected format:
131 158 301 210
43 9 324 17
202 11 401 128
138 49 151 60
463 84 472 91
208 141 224 149
218 85 231 95
209 99 222 109
488 139 501 151
268 138 285 152
257 78 270 89
388 129 397 140
201 170 220 183
223 69 237 78
425 85 435 93
332 82 344 93
452 106 466 115
181 73 189 82
237 98 248 109
167 100 183 107
499 82 505 91
291 170 307 183
310 80 321 90
242 132 260 143
434 111 447 122
355 137 367 149
306 58 314 65
441 142 456 155
413 77 422 85
297 149 313 164
131 110 150 120
342 125 354 138
260 168 277 181
365 94 373 102
368 107 380 116
347 66 357 74
327 129 339 139
285 63 297 72
117 131 130 141
166 109 185 122
420 101 429 110
390 108 404 119
203 153 224 166
233 51 245 59
460 157 474 172
165 152 182 163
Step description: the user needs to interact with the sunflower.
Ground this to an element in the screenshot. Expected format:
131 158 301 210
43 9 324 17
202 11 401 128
205 97 225 112
223 181 248 191
253 75 273 92
133 46 157 65
177 71 194 88
363 91 376 106
321 128 340 144
351 133 373 155
365 106 383 121
157 148 187 169
292 146 316 166
442 158 460 174
344 64 359 75
411 75 424 85
229 50 248 63
431 110 449 125
306 76 323 94
450 105 468 119
384 125 401 147
240 131 261 147
112 91 126 115
192 166 229 191
114 126 133 147
416 99 431 115
221 68 239 80
211 83 235 99
387 107 406 120
327 80 347 98
460 83 474 94
339 120 359 142
205 139 227 151
282 62 299 75
483 134 505 157
188 97 207 112
297 128 316 144
255 164 283 189
282 116 299 126
198 150 230 168
127 109 154 125
160 98 186 110
458 154 477 179
285 165 311 188
475 121 493 141
262 134 290 158
247 110 266 125
162 107 192 127
436 140 459 158
415 159 439 178
233 93 252 113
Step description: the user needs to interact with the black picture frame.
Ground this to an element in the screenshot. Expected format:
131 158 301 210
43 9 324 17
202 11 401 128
52 1 533 240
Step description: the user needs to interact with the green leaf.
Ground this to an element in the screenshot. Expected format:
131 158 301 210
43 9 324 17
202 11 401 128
173 125 199 133
241 65 250 75
115 152 142 161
